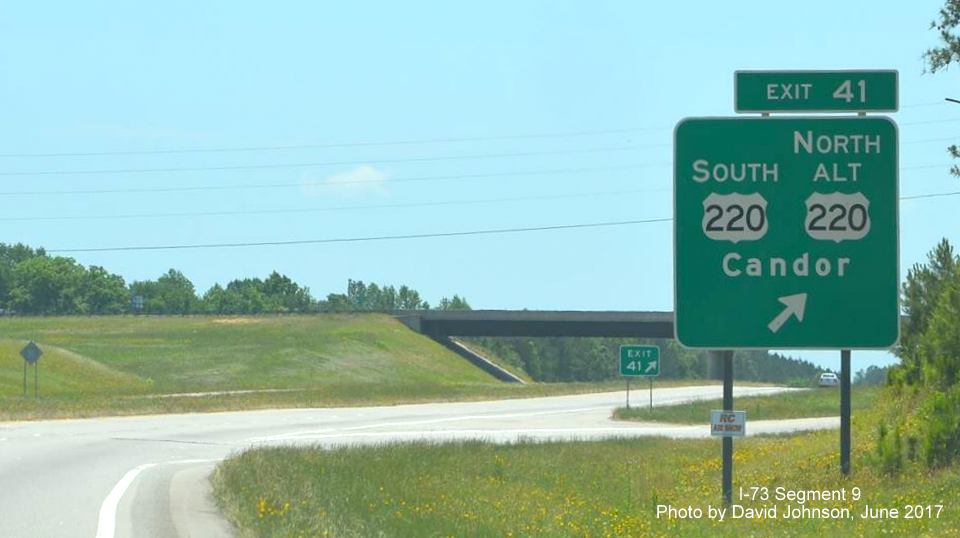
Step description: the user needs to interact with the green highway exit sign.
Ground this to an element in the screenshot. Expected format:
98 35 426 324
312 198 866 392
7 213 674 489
620 345 660 377
735 70 898 113
674 117 899 349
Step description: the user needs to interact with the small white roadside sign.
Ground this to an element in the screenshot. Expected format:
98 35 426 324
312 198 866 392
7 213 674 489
710 410 746 437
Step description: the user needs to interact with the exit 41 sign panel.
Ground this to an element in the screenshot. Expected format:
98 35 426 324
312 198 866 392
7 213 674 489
735 70 898 113
673 117 899 349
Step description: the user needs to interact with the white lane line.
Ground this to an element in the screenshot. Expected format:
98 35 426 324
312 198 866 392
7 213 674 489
162 458 220 465
95 463 157 538
95 458 223 538
247 404 615 442
249 387 798 443
246 387 790 443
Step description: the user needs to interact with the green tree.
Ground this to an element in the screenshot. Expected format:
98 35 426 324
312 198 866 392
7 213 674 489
224 279 268 313
925 0 960 176
321 280 429 312
855 365 891 386
201 284 230 314
921 268 960 388
890 238 960 467
261 272 314 312
80 266 129 314
894 239 959 385
130 269 198 314
322 292 354 313
397 285 425 310
0 243 44 309
437 295 471 311
9 256 86 314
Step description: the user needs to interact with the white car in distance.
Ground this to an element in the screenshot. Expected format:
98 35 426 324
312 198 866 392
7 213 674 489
818 372 840 387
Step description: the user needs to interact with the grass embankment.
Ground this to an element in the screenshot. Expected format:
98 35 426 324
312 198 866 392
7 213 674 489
0 314 497 393
0 314 504 419
613 386 881 423
213 387 957 537
0 315 682 420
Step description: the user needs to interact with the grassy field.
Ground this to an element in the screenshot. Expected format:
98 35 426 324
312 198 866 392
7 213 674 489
212 387 957 537
0 315 713 420
0 380 643 421
613 386 881 423
0 314 497 393
0 314 516 418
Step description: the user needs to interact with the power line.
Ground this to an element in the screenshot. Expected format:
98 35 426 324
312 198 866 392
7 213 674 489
902 136 958 145
900 190 960 200
0 164 649 196
46 218 674 253
0 187 666 222
0 157 952 201
0 145 642 177
0 123 956 179
0 143 954 180
39 188 960 252
15 184 960 224
0 130 954 176
0 159 947 195
903 163 955 170
900 101 950 108
0 100 948 159
0 127 666 159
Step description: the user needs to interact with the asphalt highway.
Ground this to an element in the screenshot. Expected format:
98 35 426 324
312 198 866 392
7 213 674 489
0 385 837 538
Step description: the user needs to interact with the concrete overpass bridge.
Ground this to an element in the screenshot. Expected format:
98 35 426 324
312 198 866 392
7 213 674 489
394 310 675 383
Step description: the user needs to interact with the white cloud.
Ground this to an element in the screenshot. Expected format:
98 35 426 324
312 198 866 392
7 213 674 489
301 165 390 198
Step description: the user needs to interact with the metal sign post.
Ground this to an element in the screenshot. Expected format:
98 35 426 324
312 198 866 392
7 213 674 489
707 352 742 507
619 345 661 412
841 349 851 475
649 377 653 411
626 378 630 409
675 70 899 494
20 341 43 399
721 351 734 505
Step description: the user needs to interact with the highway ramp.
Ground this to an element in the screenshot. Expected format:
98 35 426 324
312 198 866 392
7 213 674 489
0 385 836 538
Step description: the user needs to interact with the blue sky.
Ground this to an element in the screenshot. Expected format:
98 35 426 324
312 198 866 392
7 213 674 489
1 1 957 370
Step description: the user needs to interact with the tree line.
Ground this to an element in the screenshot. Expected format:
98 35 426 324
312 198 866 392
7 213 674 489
467 337 824 384
871 7 960 472
0 243 467 315
884 238 960 470
0 241 823 385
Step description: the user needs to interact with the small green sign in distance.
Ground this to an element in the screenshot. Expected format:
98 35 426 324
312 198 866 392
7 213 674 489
674 117 898 349
735 70 898 113
619 345 660 377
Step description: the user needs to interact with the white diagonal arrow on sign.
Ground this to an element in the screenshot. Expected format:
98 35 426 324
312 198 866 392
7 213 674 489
645 360 658 373
767 293 807 334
